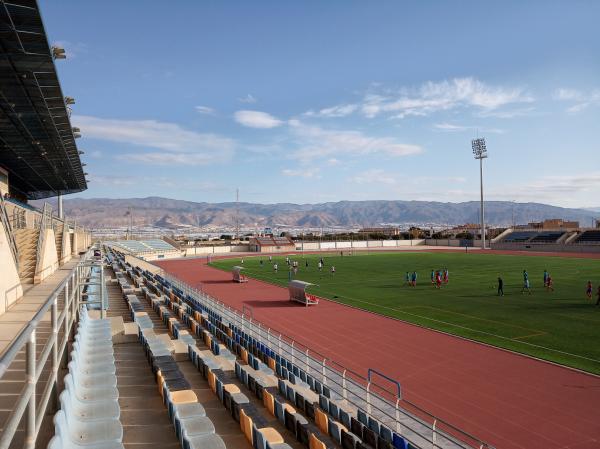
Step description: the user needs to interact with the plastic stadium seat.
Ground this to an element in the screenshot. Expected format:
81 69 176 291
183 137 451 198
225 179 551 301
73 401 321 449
65 374 119 402
182 433 226 449
68 361 117 388
47 434 124 449
53 409 122 446
59 389 120 422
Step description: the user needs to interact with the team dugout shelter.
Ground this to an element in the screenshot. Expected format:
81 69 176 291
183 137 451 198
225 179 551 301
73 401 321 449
232 266 248 283
289 280 319 306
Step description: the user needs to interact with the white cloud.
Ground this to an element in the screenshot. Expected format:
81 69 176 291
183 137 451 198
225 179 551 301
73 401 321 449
195 105 215 115
554 88 600 113
87 174 135 186
434 123 470 132
433 123 504 134
234 110 283 128
117 152 223 166
281 168 321 178
238 94 257 104
288 119 422 162
351 169 397 185
305 104 358 118
89 150 103 158
310 78 532 120
73 115 234 165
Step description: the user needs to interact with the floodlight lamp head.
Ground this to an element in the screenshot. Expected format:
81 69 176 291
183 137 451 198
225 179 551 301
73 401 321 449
471 137 488 159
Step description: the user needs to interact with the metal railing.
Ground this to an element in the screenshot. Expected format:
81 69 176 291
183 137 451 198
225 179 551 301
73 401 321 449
0 250 104 449
159 271 494 449
0 193 19 269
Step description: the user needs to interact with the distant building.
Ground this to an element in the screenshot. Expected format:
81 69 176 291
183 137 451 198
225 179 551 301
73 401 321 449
358 227 400 236
527 219 579 230
249 235 296 253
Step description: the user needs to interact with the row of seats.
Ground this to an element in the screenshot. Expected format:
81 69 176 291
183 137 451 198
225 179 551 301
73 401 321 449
502 231 539 242
530 232 564 243
48 307 124 449
110 251 418 449
577 230 600 243
114 266 226 449
138 276 295 449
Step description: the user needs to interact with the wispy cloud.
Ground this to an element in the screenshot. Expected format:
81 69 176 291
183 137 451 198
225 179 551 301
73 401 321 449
281 167 321 178
308 78 532 120
195 105 216 115
288 119 422 162
238 94 257 104
87 174 135 186
351 169 397 185
434 122 504 134
117 152 226 166
554 88 600 113
234 110 283 128
73 115 235 165
89 150 103 158
304 104 358 118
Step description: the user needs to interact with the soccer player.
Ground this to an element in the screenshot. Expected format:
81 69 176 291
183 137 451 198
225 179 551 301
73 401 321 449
443 268 449 284
546 275 554 292
586 281 593 299
435 271 442 289
404 271 410 286
543 269 549 288
331 266 336 275
411 271 418 287
260 259 263 267
273 263 278 272
305 259 309 268
430 270 435 286
269 255 272 263
497 277 504 296
318 261 323 271
596 285 600 306
521 270 531 294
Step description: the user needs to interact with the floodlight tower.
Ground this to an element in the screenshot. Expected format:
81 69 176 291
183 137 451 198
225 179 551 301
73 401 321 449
472 138 488 249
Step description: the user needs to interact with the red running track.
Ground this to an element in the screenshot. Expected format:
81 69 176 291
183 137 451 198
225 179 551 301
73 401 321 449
156 258 600 449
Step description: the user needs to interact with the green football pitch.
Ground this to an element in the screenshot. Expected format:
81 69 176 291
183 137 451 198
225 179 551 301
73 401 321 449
210 251 600 374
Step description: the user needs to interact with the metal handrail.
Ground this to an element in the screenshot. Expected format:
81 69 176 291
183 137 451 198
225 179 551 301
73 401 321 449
159 271 493 449
0 193 19 269
0 250 104 449
0 250 96 449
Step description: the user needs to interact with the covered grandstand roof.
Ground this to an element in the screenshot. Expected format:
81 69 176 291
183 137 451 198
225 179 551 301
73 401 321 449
0 0 87 199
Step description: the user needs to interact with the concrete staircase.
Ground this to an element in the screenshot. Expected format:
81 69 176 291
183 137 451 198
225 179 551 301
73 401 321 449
14 228 40 284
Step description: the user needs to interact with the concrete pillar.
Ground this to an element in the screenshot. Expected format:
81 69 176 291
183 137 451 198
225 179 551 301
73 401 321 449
57 194 63 219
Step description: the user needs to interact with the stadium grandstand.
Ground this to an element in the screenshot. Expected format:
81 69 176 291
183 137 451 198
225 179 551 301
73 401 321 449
491 218 600 252
105 238 181 259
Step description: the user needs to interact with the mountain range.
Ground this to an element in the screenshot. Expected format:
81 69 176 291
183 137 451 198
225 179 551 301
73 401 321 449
33 197 599 229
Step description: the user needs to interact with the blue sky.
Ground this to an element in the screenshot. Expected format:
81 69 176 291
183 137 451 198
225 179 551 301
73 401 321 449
41 0 600 207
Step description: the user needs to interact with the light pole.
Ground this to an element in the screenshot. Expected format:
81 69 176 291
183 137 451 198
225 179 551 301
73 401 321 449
472 138 488 249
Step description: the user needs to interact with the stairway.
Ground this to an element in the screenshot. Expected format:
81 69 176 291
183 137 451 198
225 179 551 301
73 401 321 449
14 228 40 284
55 225 63 264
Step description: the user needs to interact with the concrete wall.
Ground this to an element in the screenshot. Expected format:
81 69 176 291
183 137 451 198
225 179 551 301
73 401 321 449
71 232 78 256
295 239 425 251
60 224 72 265
183 245 251 256
35 228 59 283
491 242 600 254
0 221 23 314
125 254 163 274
